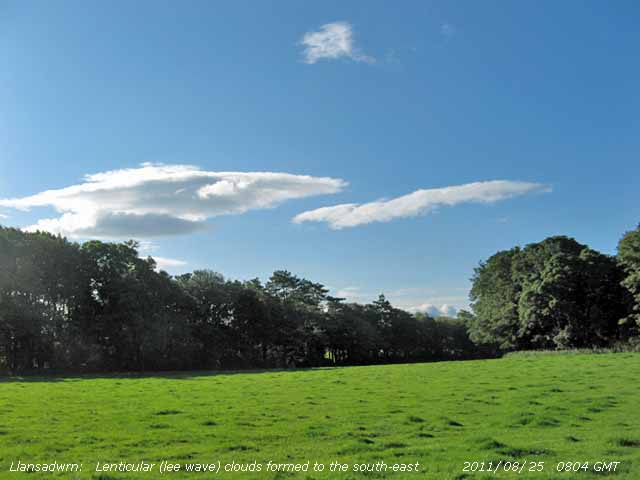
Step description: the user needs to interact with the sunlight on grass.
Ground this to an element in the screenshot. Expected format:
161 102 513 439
0 353 639 479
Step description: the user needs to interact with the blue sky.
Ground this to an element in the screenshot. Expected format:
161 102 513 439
1 1 638 315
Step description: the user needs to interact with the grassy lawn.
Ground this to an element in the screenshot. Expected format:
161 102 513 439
0 353 639 479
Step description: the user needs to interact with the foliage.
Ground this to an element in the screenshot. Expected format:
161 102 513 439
617 224 640 331
0 227 484 374
469 236 632 351
3 221 639 373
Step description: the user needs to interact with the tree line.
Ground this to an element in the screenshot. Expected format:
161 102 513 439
0 226 486 373
1 223 638 374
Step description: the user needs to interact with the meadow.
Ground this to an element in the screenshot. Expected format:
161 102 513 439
0 353 639 479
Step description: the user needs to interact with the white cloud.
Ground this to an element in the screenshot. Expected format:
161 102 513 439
333 285 467 317
300 21 375 64
408 303 459 318
151 256 188 271
0 163 347 238
293 180 550 229
335 286 369 301
397 294 467 317
0 213 7 219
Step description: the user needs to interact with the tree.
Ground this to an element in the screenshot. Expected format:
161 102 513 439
265 270 328 309
468 248 521 349
322 299 379 365
0 228 84 372
469 236 630 351
175 270 233 369
514 237 628 348
617 224 640 333
232 288 270 366
8 222 636 374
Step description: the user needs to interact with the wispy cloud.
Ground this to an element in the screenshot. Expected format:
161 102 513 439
0 163 347 238
151 256 188 272
440 23 456 40
137 240 160 253
335 286 370 301
293 180 551 229
300 21 375 64
387 287 437 297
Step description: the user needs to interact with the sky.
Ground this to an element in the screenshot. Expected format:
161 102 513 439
1 1 638 316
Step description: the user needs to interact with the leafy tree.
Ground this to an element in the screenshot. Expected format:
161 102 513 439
468 248 521 349
175 270 233 369
3 223 633 374
470 236 630 351
617 224 640 332
514 237 627 348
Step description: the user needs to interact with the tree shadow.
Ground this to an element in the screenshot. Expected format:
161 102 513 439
0 366 341 383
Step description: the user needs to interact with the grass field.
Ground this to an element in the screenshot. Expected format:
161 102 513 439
1 353 639 479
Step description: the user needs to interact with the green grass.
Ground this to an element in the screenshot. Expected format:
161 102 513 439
1 353 639 479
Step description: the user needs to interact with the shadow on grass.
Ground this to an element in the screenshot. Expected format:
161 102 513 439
0 356 500 383
0 365 343 383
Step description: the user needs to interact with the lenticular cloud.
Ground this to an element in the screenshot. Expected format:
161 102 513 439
292 180 551 229
0 163 347 238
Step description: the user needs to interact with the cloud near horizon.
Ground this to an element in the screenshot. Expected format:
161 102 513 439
293 180 550 229
407 303 459 318
0 163 347 238
151 256 188 271
335 286 465 318
300 21 374 64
